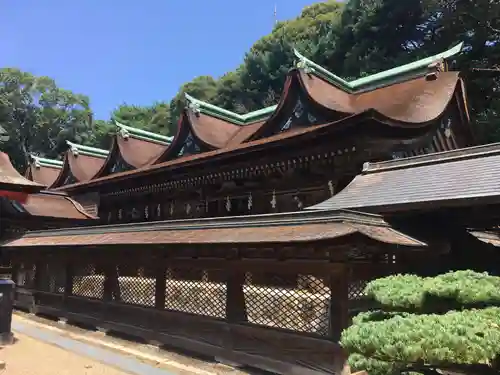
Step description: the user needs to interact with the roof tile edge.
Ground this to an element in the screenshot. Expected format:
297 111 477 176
66 140 109 158
115 121 173 145
184 93 277 125
293 42 464 93
29 154 63 169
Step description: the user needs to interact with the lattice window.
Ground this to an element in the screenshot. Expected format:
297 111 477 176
164 268 226 318
348 280 368 300
170 268 203 281
244 272 330 335
245 272 297 288
72 264 104 300
38 262 66 294
16 263 36 288
115 265 155 307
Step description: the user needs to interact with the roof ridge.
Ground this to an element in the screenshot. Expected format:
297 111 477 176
115 121 173 145
183 43 463 126
66 140 109 158
29 154 63 169
362 142 500 174
184 93 276 125
293 42 464 93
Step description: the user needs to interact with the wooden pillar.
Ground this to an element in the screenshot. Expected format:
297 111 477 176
328 264 349 341
225 271 247 323
103 262 120 302
225 248 247 323
64 256 73 301
155 253 166 310
11 262 19 285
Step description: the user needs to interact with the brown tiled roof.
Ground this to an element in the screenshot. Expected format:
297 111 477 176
48 65 468 193
225 120 266 147
0 152 44 192
188 111 241 149
57 109 445 192
307 142 500 213
117 135 167 167
25 164 61 186
67 152 106 181
186 71 462 150
2 209 426 247
21 192 97 219
51 152 106 188
300 71 461 124
93 136 167 179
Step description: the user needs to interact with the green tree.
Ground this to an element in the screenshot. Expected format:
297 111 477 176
331 0 499 141
0 68 92 170
341 270 500 375
168 76 218 133
112 102 171 135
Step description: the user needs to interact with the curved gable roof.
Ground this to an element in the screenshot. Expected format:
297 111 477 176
94 122 173 178
41 42 469 190
0 152 44 193
50 141 109 188
25 155 63 186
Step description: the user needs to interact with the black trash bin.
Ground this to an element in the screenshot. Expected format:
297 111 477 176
0 279 15 344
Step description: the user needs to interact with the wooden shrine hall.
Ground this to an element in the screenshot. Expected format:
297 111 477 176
0 42 495 375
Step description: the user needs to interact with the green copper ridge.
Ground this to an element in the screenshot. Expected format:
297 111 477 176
185 93 277 126
66 140 109 158
293 42 464 93
183 42 463 125
115 121 173 145
29 155 63 169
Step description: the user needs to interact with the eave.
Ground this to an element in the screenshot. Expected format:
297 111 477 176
1 209 427 248
0 152 45 193
0 190 97 221
307 142 500 214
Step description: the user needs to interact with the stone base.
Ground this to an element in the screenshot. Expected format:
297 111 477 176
0 332 14 345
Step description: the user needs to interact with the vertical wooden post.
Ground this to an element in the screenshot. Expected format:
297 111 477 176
225 246 247 324
225 270 247 323
222 254 247 358
155 253 166 310
103 262 120 302
11 262 19 286
64 256 73 302
328 264 349 341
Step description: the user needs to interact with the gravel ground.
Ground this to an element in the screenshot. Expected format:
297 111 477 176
12 312 273 375
0 332 133 375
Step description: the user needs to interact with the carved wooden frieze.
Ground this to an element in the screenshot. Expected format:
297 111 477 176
178 131 201 157
110 153 134 174
63 172 78 185
280 95 323 132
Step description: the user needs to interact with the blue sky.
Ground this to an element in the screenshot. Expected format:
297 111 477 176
1 0 316 120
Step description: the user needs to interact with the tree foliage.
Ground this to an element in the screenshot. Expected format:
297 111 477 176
341 271 500 375
0 68 92 170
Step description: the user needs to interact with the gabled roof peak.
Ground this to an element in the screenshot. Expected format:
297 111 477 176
115 121 173 145
66 141 109 158
293 42 464 93
29 154 63 169
184 93 276 125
